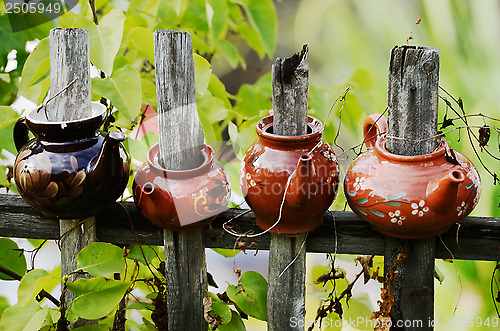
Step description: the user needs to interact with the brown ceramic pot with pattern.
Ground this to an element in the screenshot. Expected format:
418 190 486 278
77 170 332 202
133 143 230 231
240 115 340 235
344 114 481 239
13 104 130 218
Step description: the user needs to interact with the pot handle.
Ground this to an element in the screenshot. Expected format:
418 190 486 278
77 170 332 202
13 117 29 152
363 114 387 149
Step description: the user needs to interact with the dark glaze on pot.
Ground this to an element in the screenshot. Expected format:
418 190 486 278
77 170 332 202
240 115 340 235
13 105 130 218
344 114 481 239
133 143 230 231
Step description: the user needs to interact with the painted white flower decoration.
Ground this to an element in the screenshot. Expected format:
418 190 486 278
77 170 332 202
411 200 429 217
473 193 480 207
354 177 365 191
457 201 468 216
389 210 405 225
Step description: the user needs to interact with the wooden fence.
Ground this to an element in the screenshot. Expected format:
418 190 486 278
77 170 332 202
1 28 500 331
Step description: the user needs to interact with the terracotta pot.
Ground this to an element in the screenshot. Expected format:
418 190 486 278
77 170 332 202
344 114 481 239
240 115 340 235
133 143 230 231
13 104 130 218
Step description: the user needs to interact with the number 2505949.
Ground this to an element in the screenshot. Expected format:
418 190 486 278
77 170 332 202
5 1 62 14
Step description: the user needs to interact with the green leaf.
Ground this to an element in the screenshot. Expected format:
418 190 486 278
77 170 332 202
92 65 142 129
127 27 154 64
18 38 49 95
67 277 131 320
233 72 272 117
342 293 374 330
235 116 259 154
218 310 246 331
21 76 50 105
23 305 49 331
0 238 27 280
127 245 159 267
434 265 445 284
238 0 277 57
388 193 406 200
236 22 264 58
198 109 218 147
58 10 92 28
0 122 18 155
210 248 240 258
0 296 9 316
0 300 42 331
125 302 155 310
76 242 125 277
367 209 384 218
194 54 212 97
210 301 232 325
88 9 126 75
385 202 402 207
0 74 10 83
227 271 267 321
0 106 19 130
355 198 368 204
346 190 357 197
124 14 149 41
355 206 368 217
208 74 232 109
17 268 60 307
141 78 157 109
216 39 241 68
181 0 210 34
208 0 228 40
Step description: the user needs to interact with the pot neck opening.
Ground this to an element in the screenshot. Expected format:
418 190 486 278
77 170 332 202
256 115 324 148
375 135 446 162
147 143 214 179
26 104 106 140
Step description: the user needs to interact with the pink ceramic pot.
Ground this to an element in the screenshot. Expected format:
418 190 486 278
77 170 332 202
344 114 481 239
133 143 230 231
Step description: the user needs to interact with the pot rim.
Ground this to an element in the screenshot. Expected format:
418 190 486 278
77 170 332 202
256 115 324 144
26 102 107 126
375 135 446 162
147 143 214 179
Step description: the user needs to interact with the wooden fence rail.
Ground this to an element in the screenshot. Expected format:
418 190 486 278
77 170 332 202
1 194 498 262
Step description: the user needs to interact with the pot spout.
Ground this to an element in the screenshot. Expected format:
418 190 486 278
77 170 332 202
134 182 174 222
426 169 465 215
87 130 126 186
285 154 316 211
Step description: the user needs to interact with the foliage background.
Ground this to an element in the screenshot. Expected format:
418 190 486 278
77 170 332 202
0 0 499 330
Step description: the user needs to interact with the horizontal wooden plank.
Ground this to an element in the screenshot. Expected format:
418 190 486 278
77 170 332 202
0 194 498 261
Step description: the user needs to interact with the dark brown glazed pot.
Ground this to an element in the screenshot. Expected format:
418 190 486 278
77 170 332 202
13 104 130 218
240 115 340 235
133 143 231 231
344 114 481 239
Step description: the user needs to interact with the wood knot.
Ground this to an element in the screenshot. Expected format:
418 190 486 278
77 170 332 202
422 60 436 73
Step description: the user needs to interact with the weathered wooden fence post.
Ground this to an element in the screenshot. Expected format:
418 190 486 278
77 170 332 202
154 30 207 330
48 28 97 328
267 46 309 331
384 46 439 330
